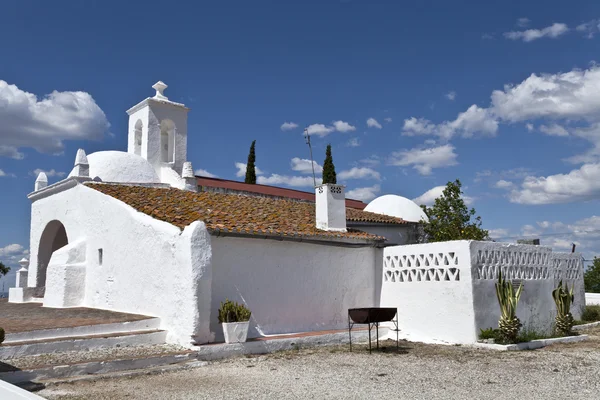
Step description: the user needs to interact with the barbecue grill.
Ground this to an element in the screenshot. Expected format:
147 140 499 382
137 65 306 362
348 307 399 353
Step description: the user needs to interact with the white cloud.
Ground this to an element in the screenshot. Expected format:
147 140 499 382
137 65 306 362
402 117 436 136
32 168 66 178
332 120 356 132
358 155 380 167
0 243 25 257
412 185 474 207
290 157 323 174
338 167 381 181
509 163 600 204
366 118 382 129
388 144 458 175
488 228 510 239
517 17 531 28
504 23 569 42
280 122 299 131
306 123 335 137
526 123 534 132
346 184 381 201
494 179 514 190
257 174 316 187
481 33 494 40
0 80 110 158
576 19 600 38
539 123 569 136
0 145 24 160
0 169 15 178
384 117 392 123
235 162 264 178
445 91 457 101
195 168 218 178
403 64 600 151
346 137 361 147
402 106 498 139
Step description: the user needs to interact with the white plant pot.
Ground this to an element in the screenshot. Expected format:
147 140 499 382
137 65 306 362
222 321 250 343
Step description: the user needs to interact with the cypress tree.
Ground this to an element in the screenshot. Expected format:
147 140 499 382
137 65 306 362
245 140 257 184
322 144 337 184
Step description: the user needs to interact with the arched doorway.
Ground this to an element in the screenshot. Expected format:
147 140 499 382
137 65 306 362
37 220 68 288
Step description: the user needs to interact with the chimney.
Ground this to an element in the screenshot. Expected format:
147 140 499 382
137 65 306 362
35 172 48 191
315 183 347 232
182 161 197 192
72 149 90 177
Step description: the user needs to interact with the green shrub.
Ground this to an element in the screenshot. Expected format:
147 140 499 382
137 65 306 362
581 305 600 322
516 328 550 343
479 328 500 340
218 299 251 323
0 327 4 345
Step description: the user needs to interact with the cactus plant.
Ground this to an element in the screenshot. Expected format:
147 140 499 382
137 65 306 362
495 271 523 343
218 299 251 323
553 280 575 336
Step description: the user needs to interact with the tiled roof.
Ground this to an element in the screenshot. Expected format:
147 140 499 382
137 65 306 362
86 183 409 243
196 176 368 209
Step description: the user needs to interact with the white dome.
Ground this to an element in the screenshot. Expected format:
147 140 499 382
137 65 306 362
69 151 160 184
365 194 429 223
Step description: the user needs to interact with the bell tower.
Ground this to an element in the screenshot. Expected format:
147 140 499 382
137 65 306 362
126 81 190 174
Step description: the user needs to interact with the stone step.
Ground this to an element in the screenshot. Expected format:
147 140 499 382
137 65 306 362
1 351 199 385
0 330 167 359
4 317 161 344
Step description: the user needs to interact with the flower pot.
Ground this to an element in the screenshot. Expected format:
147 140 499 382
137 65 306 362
222 321 250 343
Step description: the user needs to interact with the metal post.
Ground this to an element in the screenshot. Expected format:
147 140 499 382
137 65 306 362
376 322 379 350
348 313 352 352
368 322 372 354
304 128 317 187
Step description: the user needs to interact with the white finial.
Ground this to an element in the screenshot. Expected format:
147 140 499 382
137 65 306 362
152 81 168 100
35 172 48 191
72 149 89 177
182 161 197 192
18 258 29 269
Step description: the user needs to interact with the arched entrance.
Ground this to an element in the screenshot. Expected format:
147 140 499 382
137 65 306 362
37 220 68 288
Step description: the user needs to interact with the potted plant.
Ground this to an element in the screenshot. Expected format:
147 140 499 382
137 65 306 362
218 299 251 343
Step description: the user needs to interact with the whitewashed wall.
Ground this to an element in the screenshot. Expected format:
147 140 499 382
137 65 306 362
551 252 585 318
380 241 586 344
471 242 556 336
26 182 212 346
586 293 600 305
210 236 380 342
380 241 477 344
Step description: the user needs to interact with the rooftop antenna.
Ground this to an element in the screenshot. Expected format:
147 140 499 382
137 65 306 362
304 128 317 187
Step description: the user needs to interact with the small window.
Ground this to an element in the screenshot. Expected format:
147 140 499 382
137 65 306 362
98 248 103 266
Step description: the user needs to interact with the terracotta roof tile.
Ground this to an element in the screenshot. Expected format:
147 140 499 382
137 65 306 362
86 183 408 242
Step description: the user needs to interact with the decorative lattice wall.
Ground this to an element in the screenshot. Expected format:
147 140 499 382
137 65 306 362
473 248 551 280
383 252 460 283
551 254 583 282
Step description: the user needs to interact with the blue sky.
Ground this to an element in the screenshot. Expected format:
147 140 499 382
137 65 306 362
1 0 600 288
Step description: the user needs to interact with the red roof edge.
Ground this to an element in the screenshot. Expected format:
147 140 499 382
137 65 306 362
196 176 367 210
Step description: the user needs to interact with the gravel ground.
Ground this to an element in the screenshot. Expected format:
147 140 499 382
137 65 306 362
4 344 188 371
39 328 600 400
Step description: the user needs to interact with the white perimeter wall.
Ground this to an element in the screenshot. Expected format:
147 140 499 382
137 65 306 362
210 236 380 342
27 183 212 346
380 241 586 344
586 293 600 305
380 241 477 344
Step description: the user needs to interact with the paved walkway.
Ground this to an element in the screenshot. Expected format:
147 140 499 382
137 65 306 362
0 299 151 333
